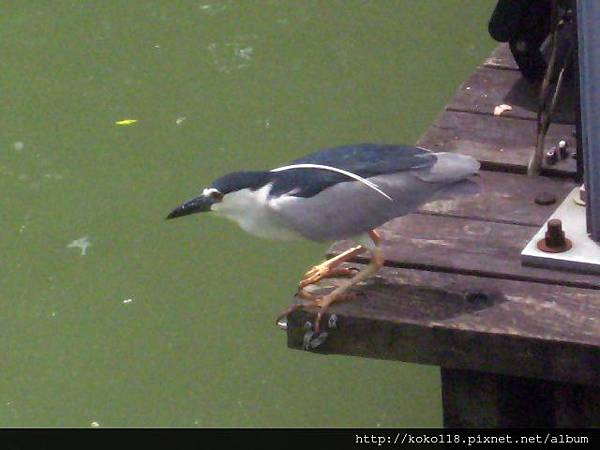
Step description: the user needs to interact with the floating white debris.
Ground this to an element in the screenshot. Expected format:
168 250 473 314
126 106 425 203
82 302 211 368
67 236 92 256
13 141 25 151
207 39 255 73
43 173 64 180
90 421 100 428
238 46 253 60
200 3 227 15
175 116 187 126
122 298 133 304
493 104 512 116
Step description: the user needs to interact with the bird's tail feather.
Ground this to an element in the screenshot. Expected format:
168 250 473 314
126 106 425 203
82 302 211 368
418 152 480 183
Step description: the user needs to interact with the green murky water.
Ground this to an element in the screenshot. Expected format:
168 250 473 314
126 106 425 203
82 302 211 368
1 0 495 427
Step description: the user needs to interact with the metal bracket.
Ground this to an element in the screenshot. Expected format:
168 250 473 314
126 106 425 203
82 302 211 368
521 187 600 274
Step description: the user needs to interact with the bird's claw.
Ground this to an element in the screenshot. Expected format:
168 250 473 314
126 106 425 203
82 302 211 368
279 288 354 346
312 293 342 333
295 287 317 301
298 265 357 289
275 302 305 330
275 300 330 340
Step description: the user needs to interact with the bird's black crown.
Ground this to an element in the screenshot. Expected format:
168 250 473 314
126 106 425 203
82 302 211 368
211 171 271 194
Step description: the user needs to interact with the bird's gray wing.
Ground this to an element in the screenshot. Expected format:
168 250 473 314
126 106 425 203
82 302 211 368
267 151 480 242
268 172 445 242
268 144 436 198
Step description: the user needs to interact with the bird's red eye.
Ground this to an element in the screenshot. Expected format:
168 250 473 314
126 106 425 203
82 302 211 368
210 190 223 201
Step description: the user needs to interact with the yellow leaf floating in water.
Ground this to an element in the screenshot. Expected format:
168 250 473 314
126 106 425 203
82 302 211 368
115 119 138 126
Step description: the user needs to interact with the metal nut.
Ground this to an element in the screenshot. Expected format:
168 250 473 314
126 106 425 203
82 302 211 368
537 219 572 253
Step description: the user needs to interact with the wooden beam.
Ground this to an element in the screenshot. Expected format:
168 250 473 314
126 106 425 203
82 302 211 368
447 66 576 125
419 110 576 176
287 265 600 386
330 214 600 289
418 170 576 226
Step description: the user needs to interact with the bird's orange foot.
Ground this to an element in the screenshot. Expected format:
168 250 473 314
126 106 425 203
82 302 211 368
299 291 357 350
298 264 357 289
312 291 356 334
275 289 320 329
276 290 355 336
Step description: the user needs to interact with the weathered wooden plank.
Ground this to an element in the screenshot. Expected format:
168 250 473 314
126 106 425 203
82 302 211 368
418 110 576 176
484 43 519 71
330 214 600 289
287 265 600 386
447 66 576 124
419 170 576 226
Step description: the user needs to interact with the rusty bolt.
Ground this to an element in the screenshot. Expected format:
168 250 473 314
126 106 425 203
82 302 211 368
537 219 572 253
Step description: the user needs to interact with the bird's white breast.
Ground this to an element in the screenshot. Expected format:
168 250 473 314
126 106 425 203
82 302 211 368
210 184 303 241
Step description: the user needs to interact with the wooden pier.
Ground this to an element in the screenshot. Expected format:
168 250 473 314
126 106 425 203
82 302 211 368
285 44 600 428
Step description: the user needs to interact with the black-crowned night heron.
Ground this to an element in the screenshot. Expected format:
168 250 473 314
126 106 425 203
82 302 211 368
167 143 479 333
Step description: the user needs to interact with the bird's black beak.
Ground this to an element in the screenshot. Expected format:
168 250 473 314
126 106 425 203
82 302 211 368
166 195 213 220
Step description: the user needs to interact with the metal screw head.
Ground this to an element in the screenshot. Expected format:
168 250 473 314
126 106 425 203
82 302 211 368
537 219 572 253
534 192 557 206
558 140 569 159
545 148 558 165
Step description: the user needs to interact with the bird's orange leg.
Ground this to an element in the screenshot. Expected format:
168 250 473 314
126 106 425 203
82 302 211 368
277 230 383 332
297 244 366 290
277 246 363 328
313 244 384 333
369 229 381 245
298 231 381 291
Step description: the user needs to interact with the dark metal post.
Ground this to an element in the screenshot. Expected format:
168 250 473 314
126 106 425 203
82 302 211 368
576 1 600 241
